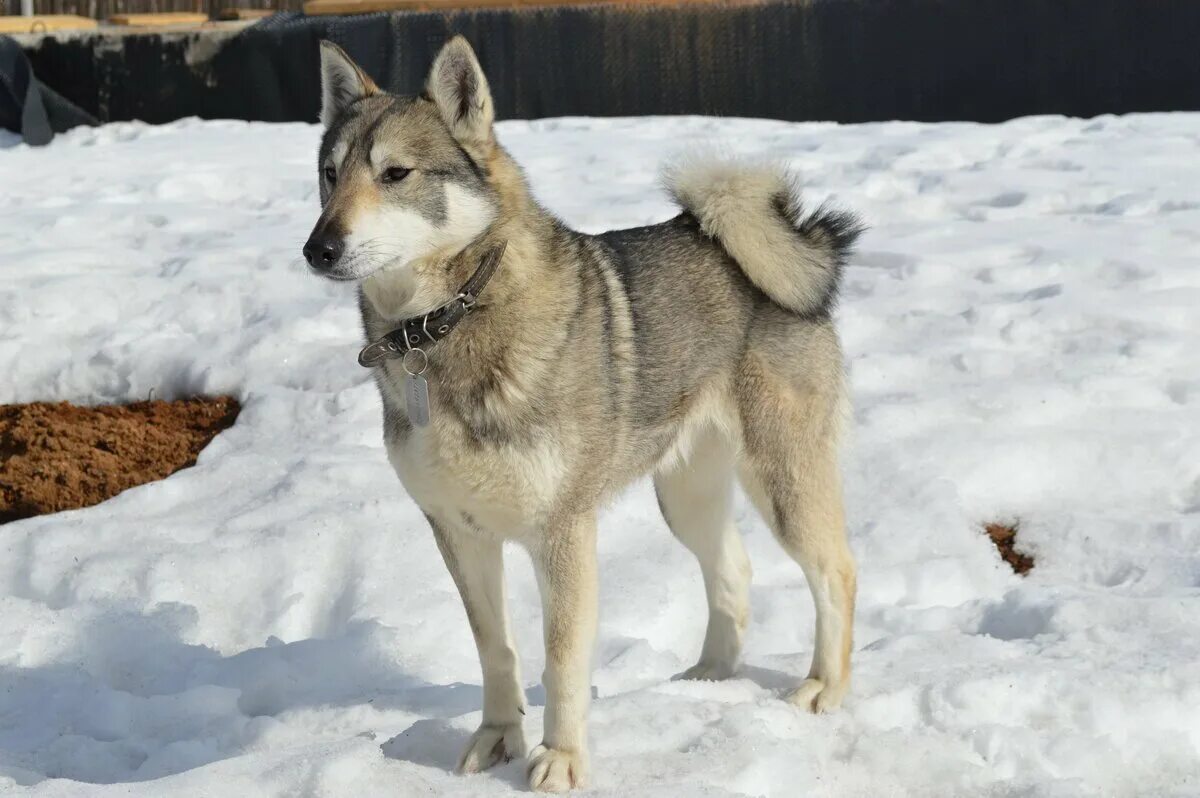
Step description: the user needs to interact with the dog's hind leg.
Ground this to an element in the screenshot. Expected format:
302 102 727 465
428 517 528 773
655 427 751 681
735 346 856 713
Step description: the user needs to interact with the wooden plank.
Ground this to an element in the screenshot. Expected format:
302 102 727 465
0 14 98 32
304 0 723 13
109 12 211 24
218 7 275 18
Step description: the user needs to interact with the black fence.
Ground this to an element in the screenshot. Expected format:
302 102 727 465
19 0 1200 127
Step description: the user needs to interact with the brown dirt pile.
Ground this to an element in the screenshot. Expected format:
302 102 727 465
985 522 1034 575
0 397 239 524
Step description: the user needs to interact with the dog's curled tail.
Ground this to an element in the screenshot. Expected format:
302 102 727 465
664 156 864 317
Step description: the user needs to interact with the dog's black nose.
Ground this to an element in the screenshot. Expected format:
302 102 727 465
303 235 344 270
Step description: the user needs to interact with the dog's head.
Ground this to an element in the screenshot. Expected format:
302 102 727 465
303 38 498 283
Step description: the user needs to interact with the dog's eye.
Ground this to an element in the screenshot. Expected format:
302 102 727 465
323 166 336 184
382 167 412 184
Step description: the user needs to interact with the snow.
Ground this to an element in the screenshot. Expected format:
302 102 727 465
2 113 1200 797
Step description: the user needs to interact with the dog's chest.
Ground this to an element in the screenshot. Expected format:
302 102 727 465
378 371 566 538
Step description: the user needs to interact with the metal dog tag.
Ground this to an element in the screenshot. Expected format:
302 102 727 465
405 373 430 427
401 347 431 427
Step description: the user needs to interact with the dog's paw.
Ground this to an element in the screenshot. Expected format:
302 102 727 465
456 722 527 774
786 677 846 713
526 744 588 792
671 659 736 682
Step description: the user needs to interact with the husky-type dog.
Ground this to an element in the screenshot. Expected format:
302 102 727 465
304 37 861 792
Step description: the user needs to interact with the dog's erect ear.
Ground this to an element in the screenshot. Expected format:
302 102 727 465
426 36 495 158
319 40 378 128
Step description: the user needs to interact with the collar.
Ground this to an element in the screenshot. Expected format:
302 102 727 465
357 242 507 369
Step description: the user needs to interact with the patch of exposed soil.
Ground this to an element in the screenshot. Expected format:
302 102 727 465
0 397 239 525
985 522 1034 575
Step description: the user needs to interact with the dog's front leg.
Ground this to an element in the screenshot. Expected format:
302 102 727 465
428 516 528 774
527 514 598 792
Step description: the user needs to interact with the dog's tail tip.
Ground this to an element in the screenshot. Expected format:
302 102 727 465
663 155 864 317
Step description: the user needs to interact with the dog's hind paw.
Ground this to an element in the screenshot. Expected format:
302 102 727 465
786 677 846 713
527 744 588 792
456 722 526 774
671 660 737 682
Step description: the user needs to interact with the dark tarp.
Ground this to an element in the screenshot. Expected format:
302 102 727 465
15 0 1200 131
1 35 97 144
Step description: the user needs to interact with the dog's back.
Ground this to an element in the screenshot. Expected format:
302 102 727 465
596 213 755 435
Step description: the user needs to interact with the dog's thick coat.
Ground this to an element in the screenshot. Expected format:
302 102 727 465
306 38 862 792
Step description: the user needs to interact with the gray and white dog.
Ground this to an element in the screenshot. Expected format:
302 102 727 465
304 37 862 792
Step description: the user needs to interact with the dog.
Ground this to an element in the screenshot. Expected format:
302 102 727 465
304 37 862 792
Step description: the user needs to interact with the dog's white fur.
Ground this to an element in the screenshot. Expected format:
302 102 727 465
346 184 496 284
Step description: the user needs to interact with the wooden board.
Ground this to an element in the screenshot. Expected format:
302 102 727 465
0 14 98 33
304 0 722 13
109 12 211 25
218 7 275 18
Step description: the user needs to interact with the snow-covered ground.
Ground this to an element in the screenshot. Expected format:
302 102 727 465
1 114 1199 797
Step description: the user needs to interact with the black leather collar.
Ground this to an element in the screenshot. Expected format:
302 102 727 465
358 242 507 369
